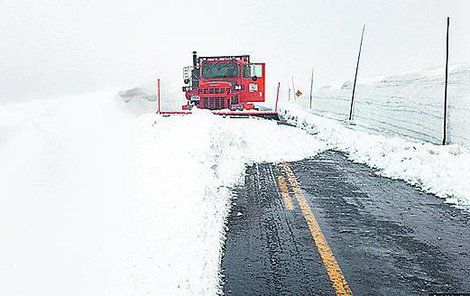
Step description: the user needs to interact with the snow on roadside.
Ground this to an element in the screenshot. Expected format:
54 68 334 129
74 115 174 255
110 109 326 295
0 94 326 295
296 63 470 148
0 91 137 296
282 103 470 209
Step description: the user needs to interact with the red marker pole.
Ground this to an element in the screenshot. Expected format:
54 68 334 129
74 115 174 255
275 82 280 113
157 78 161 114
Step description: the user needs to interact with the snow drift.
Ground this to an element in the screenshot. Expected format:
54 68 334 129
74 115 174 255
295 63 470 149
0 93 325 295
282 103 470 209
111 110 326 295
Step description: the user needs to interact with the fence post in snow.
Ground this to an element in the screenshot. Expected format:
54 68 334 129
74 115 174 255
443 17 450 145
309 68 314 109
157 78 161 114
349 24 366 121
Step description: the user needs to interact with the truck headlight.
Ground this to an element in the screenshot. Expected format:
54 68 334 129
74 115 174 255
234 85 242 90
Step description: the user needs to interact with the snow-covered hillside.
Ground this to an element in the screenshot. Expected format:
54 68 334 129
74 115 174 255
293 63 470 148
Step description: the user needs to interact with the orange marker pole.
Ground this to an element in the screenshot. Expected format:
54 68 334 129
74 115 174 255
275 82 280 113
157 78 161 114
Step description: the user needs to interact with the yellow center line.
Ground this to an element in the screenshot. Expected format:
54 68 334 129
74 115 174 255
276 176 295 211
282 163 353 296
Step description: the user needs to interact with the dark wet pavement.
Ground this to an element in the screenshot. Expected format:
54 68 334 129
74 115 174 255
221 150 470 295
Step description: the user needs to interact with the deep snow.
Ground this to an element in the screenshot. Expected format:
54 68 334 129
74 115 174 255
112 110 326 295
293 63 470 149
284 63 470 209
1 74 470 295
282 103 470 209
0 91 135 295
0 93 325 295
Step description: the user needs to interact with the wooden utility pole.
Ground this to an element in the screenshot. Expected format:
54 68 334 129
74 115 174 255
349 25 366 121
443 17 450 145
309 68 314 109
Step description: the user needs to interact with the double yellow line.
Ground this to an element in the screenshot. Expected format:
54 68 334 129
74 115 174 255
276 163 353 296
275 175 294 211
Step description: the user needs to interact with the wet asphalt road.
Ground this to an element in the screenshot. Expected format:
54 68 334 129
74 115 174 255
221 150 470 295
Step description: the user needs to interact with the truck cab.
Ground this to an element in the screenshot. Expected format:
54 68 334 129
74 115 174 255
182 51 265 111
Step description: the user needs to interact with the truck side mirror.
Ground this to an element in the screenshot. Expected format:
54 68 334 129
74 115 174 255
252 75 258 81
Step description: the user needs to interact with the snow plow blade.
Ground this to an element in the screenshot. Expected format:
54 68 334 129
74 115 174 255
159 110 280 120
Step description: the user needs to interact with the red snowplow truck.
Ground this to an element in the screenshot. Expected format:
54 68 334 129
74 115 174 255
182 51 266 111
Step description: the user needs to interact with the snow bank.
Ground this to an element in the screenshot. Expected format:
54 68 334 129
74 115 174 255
0 93 325 295
296 63 470 149
282 103 470 209
110 109 326 295
0 91 136 295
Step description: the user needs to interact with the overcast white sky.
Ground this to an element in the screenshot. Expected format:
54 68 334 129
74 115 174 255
1 0 469 102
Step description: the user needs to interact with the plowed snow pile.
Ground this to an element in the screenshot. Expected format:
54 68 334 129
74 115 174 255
0 92 325 295
295 63 470 148
283 103 470 209
285 63 470 209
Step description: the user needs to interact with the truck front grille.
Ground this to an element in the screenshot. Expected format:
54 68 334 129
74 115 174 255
202 97 228 110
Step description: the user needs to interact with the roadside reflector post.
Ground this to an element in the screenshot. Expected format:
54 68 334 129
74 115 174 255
157 78 161 114
275 82 281 113
443 17 450 145
291 75 296 99
349 24 366 121
309 67 314 109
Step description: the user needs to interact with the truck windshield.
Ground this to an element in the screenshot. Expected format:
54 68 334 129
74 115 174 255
202 62 239 78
